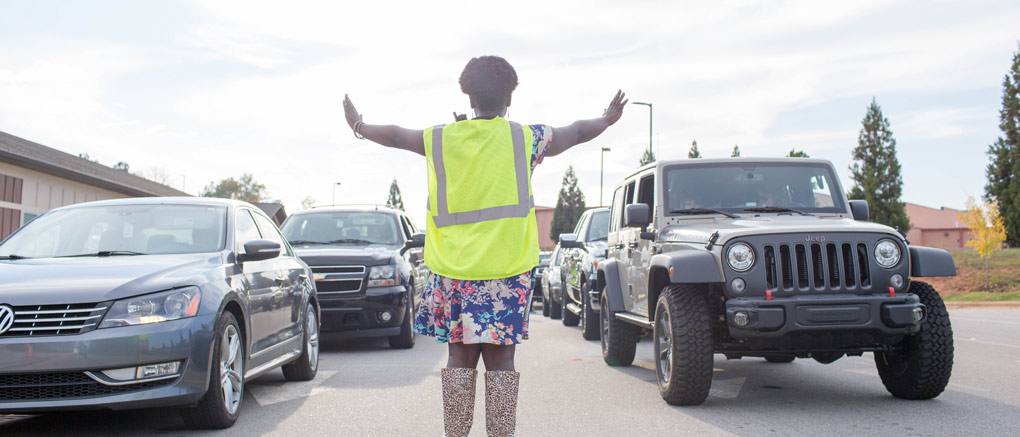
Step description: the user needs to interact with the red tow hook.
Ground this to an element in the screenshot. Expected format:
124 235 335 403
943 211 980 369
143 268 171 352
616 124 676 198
888 286 895 297
765 289 773 301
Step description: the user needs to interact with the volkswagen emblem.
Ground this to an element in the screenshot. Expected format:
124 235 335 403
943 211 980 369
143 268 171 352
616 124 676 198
0 305 14 335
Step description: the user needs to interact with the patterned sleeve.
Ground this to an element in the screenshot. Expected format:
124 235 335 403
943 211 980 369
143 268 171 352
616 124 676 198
528 124 553 171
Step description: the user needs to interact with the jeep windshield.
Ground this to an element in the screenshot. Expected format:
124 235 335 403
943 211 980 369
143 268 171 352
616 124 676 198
282 211 401 246
664 162 846 215
0 204 227 258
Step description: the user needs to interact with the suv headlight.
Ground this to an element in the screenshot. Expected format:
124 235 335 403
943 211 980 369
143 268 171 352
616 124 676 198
727 243 755 272
874 239 901 268
368 265 398 287
99 287 201 328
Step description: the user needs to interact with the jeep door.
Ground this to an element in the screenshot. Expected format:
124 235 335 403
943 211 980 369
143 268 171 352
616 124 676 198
614 179 640 312
629 172 656 316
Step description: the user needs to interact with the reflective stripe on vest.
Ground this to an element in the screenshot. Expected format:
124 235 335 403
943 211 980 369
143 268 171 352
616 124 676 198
430 121 534 228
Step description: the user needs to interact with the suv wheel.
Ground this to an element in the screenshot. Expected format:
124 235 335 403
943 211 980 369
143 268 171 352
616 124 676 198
283 303 319 381
561 287 580 327
181 311 244 429
581 282 600 340
541 285 551 317
874 280 954 399
600 292 640 366
388 292 417 349
654 285 713 406
549 288 563 320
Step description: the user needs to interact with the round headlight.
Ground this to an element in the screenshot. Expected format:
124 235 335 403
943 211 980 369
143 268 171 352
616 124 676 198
727 243 755 272
875 239 901 268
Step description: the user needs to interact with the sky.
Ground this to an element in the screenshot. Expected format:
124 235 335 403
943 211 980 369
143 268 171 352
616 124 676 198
1 0 1018 226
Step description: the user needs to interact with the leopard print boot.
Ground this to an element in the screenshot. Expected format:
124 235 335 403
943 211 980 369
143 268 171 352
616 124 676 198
441 367 477 437
484 370 520 437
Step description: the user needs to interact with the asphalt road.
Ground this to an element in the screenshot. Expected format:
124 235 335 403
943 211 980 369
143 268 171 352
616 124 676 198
2 306 1019 436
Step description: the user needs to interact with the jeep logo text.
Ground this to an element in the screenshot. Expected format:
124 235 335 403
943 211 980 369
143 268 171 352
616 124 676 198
804 235 826 242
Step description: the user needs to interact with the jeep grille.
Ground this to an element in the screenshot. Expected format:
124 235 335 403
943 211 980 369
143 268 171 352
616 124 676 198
763 242 872 291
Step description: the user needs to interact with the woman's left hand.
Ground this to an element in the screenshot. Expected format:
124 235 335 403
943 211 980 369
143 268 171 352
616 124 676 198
342 94 362 129
602 90 628 125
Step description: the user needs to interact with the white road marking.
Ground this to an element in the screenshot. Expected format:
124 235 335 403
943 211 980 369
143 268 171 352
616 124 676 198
709 376 746 399
959 338 1020 350
248 371 338 406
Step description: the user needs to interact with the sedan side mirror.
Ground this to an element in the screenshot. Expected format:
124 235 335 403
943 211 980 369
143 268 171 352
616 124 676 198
240 240 281 262
849 200 869 222
559 233 583 249
625 203 651 229
401 232 425 255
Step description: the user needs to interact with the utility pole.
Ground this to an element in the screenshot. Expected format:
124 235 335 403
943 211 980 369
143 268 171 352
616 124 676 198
633 101 653 157
600 147 611 206
332 181 342 206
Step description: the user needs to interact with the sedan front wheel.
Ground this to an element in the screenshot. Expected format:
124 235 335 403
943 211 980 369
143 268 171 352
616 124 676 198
181 311 244 429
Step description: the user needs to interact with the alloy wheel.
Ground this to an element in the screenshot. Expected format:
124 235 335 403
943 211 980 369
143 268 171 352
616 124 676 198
220 325 243 415
600 296 610 353
657 310 673 384
307 309 320 371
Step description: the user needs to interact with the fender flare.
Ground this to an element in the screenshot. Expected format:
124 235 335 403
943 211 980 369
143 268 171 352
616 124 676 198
650 251 724 284
597 259 627 313
909 246 957 277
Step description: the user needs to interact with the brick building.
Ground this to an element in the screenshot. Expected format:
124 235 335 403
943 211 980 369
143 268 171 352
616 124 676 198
904 202 973 250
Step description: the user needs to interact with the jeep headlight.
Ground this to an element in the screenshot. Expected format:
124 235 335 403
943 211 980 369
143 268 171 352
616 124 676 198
99 287 201 328
875 239 901 268
368 265 398 287
727 243 755 272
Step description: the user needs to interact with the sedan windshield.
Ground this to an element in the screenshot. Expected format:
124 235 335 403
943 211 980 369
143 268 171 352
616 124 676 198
282 212 401 246
664 162 846 215
0 204 228 258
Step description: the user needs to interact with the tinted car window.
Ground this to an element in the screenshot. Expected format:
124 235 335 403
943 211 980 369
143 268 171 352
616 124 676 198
282 211 401 245
252 212 292 257
235 210 262 254
664 162 846 214
0 204 227 258
609 187 623 232
587 211 610 241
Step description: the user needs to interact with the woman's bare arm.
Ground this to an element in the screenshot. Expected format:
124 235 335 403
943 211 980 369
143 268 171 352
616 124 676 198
343 94 425 156
546 90 627 157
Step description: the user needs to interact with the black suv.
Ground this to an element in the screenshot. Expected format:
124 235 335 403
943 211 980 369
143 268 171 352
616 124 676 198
281 206 425 349
558 207 610 340
596 158 956 405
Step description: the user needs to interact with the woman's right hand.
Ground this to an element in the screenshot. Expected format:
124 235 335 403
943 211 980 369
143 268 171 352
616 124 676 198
342 94 362 129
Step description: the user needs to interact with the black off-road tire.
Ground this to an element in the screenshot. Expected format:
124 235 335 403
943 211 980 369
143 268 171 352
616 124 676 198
581 283 600 340
549 288 563 320
283 303 319 381
654 285 714 406
181 311 243 429
875 281 954 400
764 355 796 363
388 293 416 349
600 292 640 366
561 287 580 327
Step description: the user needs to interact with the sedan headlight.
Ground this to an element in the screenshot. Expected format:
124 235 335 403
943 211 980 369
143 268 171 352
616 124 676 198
99 287 201 328
875 239 901 268
727 243 755 272
368 265 398 287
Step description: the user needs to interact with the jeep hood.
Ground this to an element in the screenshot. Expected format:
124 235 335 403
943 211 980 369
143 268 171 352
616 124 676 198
292 244 398 267
0 254 223 306
661 216 900 244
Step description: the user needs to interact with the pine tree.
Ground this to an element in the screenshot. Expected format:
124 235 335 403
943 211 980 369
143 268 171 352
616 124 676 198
639 148 656 166
731 145 741 157
688 140 702 158
386 178 405 211
848 98 910 231
550 166 586 242
787 149 809 158
985 43 1020 246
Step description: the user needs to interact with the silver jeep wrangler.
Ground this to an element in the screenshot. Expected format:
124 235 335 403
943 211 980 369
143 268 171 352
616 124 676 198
595 158 956 406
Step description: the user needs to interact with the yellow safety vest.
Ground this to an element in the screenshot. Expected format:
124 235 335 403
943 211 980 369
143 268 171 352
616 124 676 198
423 117 539 280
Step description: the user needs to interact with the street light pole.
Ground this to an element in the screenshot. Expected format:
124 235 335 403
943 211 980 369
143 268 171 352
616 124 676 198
600 147 611 206
332 182 342 206
633 101 653 158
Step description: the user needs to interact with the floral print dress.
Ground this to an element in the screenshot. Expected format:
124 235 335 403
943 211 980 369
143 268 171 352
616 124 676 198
413 124 552 345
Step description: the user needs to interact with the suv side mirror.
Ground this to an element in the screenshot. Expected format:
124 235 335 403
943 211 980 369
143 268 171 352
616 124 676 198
560 233 583 249
401 232 425 255
625 204 651 229
849 200 869 222
240 240 281 262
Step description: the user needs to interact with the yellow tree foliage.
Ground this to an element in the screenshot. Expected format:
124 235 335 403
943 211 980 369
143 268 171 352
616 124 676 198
959 197 1007 288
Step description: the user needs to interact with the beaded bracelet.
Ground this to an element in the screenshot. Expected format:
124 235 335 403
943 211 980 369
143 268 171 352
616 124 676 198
353 120 365 139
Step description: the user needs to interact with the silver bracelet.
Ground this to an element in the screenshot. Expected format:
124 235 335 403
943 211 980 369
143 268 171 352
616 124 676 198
353 120 365 139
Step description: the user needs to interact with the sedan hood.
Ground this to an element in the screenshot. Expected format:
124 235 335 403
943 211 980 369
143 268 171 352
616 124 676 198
292 244 398 267
0 254 223 306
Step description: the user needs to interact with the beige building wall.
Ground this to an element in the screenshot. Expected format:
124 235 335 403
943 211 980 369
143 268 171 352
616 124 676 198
0 160 128 225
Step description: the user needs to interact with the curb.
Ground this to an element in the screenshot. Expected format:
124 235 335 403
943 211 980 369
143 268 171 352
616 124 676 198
945 301 1020 309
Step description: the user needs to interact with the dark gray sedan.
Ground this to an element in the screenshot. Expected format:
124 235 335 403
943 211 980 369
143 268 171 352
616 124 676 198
0 197 319 429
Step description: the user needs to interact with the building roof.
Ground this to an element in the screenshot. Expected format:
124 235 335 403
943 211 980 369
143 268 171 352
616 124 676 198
0 130 189 197
254 202 287 224
905 202 965 230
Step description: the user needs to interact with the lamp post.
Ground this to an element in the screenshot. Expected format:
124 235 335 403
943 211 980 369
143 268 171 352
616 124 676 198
600 147 611 206
633 101 653 158
332 182 342 206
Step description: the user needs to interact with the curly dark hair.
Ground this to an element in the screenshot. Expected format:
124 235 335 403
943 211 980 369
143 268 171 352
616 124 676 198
459 56 518 113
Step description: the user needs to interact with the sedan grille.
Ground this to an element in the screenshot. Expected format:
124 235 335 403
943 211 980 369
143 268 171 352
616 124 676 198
4 303 108 337
0 372 174 401
764 242 872 292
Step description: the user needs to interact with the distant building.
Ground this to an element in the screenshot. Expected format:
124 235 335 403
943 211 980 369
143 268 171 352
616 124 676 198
254 202 287 226
904 202 973 250
0 130 188 240
535 205 555 251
